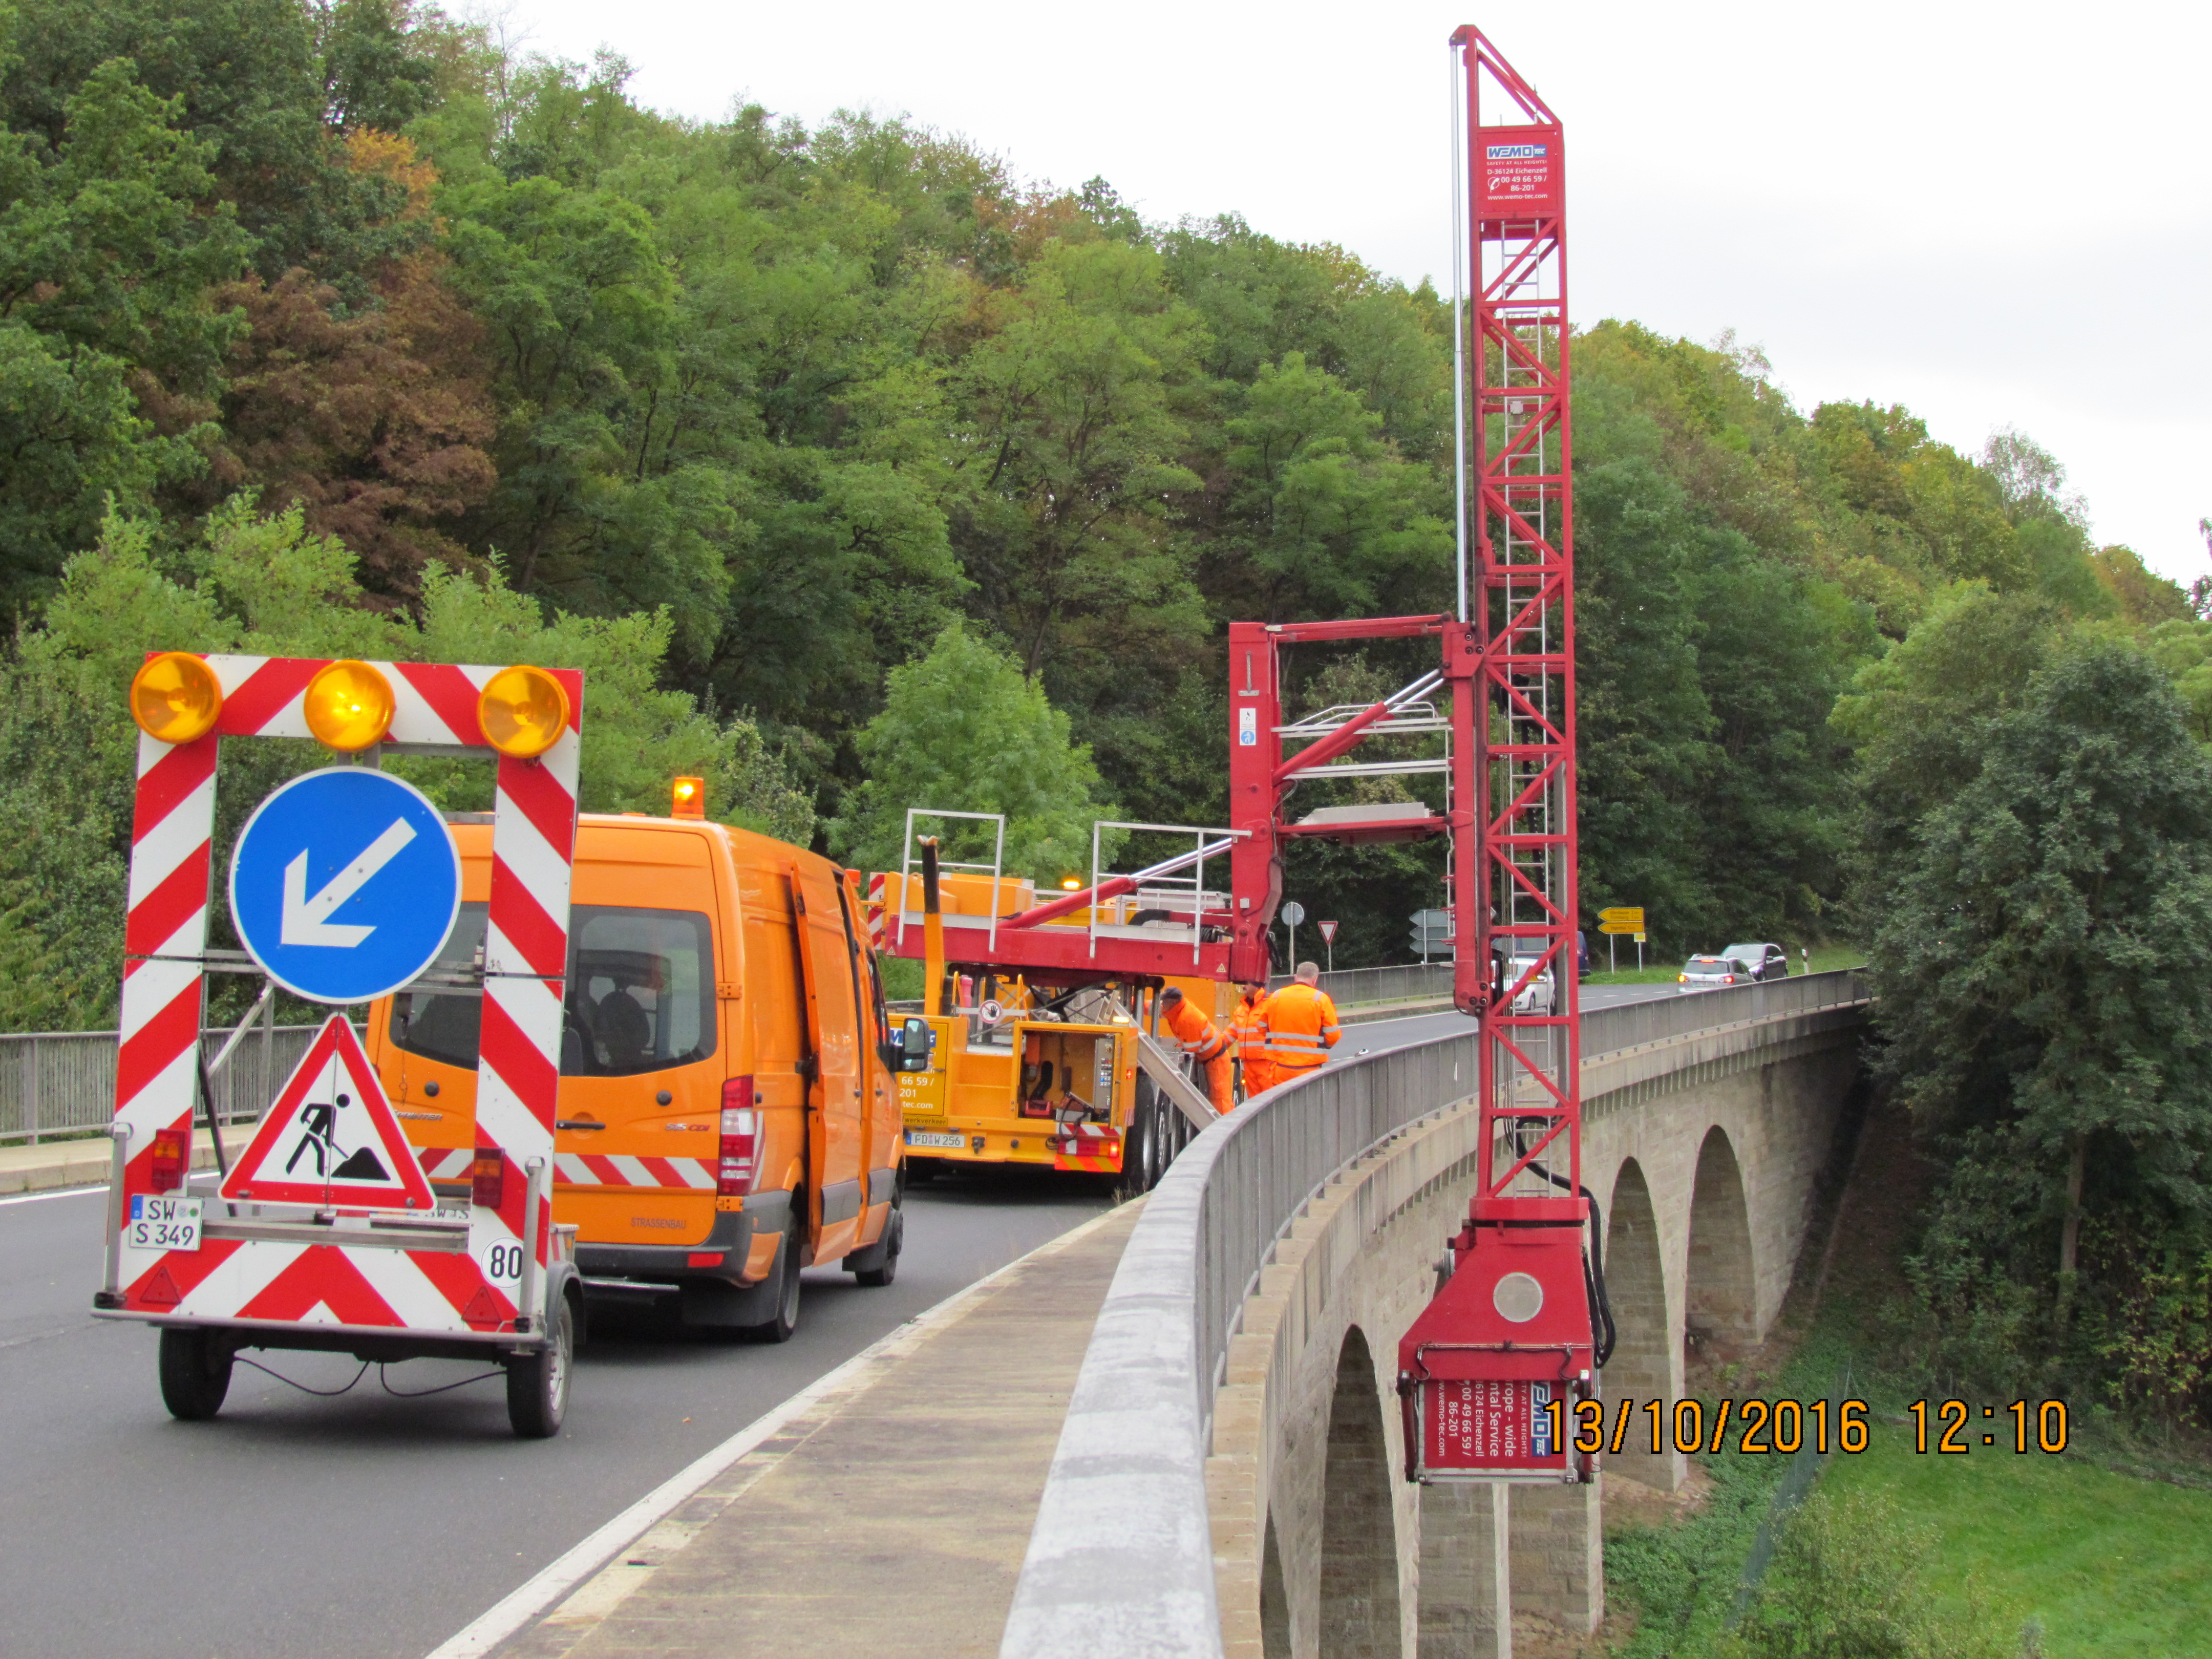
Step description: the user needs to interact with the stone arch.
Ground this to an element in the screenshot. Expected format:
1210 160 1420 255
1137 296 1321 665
1319 1326 1400 1658
1685 1126 1757 1371
1261 1511 1290 1659
1601 1158 1679 1489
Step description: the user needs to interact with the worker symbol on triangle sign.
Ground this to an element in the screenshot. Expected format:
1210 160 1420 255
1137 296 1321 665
219 1014 435 1210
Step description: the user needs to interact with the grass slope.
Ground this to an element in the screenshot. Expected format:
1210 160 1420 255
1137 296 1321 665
1822 1432 2212 1657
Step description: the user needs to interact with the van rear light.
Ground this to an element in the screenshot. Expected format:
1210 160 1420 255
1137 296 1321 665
472 1145 505 1208
149 1126 188 1193
719 1075 759 1196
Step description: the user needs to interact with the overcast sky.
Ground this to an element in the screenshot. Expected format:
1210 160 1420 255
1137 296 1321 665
492 0 2209 586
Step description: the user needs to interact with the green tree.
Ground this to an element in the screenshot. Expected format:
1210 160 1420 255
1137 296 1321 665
1210 351 1448 622
1871 641 2212 1345
828 622 1117 883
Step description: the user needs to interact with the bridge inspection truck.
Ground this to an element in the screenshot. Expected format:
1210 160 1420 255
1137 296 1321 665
866 814 1244 1196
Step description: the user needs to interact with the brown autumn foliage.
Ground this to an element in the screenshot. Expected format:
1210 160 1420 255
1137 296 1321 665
208 132 495 599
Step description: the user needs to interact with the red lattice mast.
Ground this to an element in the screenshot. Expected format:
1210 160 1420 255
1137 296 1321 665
1450 25 1582 1217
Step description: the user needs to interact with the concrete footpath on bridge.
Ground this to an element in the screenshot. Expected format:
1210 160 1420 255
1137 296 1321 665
488 1196 1145 1659
0 1126 230 1194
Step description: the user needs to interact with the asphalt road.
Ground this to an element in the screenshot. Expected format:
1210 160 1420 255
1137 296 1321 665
0 1167 1109 1659
1 981 1679 1658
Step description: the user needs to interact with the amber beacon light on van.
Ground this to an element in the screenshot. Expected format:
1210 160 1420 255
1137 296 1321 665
671 775 706 818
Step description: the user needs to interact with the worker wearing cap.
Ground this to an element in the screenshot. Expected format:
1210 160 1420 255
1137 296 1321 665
1230 979 1275 1100
1158 986 1234 1114
1262 962 1339 1081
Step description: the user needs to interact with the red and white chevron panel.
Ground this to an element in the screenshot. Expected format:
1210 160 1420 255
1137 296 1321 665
422 1145 713 1191
863 873 887 948
109 656 581 1343
552 1152 716 1190
419 1147 475 1182
1050 1121 1124 1174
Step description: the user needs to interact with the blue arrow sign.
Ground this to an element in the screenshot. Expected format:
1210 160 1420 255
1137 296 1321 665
229 769 463 1005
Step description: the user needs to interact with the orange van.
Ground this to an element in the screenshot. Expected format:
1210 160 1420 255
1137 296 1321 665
366 812 904 1338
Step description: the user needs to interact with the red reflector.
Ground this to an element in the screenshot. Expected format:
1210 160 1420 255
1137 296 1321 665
149 1126 188 1193
718 1075 759 1197
472 1145 504 1209
686 1251 725 1267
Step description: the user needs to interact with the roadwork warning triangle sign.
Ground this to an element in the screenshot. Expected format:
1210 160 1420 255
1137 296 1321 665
220 1015 435 1211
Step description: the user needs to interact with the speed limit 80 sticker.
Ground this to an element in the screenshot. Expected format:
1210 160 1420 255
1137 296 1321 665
476 1236 527 1284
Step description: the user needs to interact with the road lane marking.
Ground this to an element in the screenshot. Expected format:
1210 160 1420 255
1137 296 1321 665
422 1201 1134 1659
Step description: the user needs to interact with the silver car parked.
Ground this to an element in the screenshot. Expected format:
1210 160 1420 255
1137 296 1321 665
1720 942 1791 981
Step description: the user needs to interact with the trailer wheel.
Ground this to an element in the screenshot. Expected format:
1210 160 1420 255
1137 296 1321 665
742 1212 804 1343
505 1290 574 1439
157 1328 232 1421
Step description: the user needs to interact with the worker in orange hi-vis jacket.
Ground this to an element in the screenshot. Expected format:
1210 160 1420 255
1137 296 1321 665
1230 979 1277 1100
1261 962 1340 1082
1158 987 1235 1114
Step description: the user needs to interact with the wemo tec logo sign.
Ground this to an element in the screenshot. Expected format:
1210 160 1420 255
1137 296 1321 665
1486 143 1547 160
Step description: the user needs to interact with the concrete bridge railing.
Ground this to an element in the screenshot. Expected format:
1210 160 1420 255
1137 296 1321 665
1000 971 1870 1659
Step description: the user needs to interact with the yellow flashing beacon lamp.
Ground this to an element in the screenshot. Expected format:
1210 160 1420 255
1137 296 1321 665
303 660 395 752
478 665 570 759
129 652 224 745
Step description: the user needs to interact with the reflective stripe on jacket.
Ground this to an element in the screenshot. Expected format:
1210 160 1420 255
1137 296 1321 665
1262 983 1341 1070
1229 992 1271 1063
1162 996 1230 1063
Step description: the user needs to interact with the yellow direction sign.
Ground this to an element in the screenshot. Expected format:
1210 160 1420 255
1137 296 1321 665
1597 905 1645 935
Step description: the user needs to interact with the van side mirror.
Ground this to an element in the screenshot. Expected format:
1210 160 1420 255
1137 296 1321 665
899 1016 932 1073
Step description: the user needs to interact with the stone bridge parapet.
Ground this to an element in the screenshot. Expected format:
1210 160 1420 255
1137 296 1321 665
1001 973 1871 1659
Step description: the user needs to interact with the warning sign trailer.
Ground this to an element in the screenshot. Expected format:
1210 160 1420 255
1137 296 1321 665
94 652 587 1438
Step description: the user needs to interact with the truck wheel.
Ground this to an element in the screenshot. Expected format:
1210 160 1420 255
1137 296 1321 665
742 1213 804 1344
157 1328 232 1421
848 1196 903 1289
505 1290 574 1439
1119 1101 1155 1199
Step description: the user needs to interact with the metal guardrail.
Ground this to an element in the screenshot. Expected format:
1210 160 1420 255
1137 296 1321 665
1000 970 1870 1659
0 1023 349 1145
1273 961 1454 1006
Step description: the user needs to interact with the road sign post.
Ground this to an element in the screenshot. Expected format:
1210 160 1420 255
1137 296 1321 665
1597 906 1646 976
1409 908 1452 963
1281 900 1305 974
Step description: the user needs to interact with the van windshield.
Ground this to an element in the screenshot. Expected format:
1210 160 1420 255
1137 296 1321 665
388 903 717 1077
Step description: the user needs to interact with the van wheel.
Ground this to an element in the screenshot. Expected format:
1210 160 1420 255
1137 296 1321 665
742 1214 803 1344
848 1197 903 1288
158 1328 232 1421
506 1291 574 1439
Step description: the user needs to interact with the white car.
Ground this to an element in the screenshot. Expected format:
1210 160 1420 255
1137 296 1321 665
1504 953 1557 1014
1677 954 1749 992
